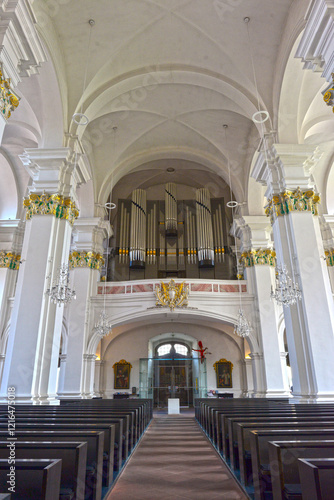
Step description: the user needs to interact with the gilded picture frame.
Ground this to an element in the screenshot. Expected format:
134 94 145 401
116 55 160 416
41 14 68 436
113 359 132 390
213 358 233 388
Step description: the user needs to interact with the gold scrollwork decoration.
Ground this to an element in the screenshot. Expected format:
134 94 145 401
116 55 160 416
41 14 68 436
325 249 334 267
240 249 276 268
23 192 79 225
155 279 189 311
265 187 320 224
323 73 334 113
0 251 21 270
69 251 104 270
0 67 20 120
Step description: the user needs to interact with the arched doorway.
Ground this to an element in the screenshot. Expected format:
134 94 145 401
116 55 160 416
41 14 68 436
153 341 193 408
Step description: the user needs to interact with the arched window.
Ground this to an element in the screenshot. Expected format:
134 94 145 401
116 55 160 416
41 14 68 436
174 344 188 356
157 344 172 356
156 341 190 358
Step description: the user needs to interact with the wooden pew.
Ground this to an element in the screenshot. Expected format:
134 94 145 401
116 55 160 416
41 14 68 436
14 407 137 453
235 422 334 486
10 414 128 465
248 428 334 500
0 422 116 486
212 404 334 450
268 440 334 500
227 414 334 469
217 407 334 456
0 430 104 500
0 458 62 500
0 441 87 500
298 458 334 500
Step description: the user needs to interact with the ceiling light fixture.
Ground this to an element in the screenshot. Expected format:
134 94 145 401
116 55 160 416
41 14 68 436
72 19 95 126
224 124 252 338
46 263 76 307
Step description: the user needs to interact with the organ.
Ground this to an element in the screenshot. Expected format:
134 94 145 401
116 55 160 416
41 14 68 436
111 182 235 280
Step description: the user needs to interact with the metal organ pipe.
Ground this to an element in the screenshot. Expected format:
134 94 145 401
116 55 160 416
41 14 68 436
130 189 146 268
218 204 225 261
165 182 177 236
196 188 214 267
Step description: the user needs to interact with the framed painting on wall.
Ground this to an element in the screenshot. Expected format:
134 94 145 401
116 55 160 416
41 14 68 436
213 358 233 388
113 359 132 390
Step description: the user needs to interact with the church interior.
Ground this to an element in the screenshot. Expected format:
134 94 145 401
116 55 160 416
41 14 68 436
1 0 334 498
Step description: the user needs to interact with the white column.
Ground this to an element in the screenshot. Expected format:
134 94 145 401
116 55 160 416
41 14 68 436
0 148 82 404
237 216 290 397
82 354 97 399
320 215 334 293
56 354 67 396
253 143 334 401
57 218 110 400
245 358 254 397
0 220 24 387
94 360 104 397
249 353 266 398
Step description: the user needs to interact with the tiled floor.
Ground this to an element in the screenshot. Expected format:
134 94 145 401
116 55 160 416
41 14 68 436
107 411 248 499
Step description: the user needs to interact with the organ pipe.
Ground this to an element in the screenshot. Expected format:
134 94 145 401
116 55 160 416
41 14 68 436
196 188 214 267
119 202 130 263
146 204 157 264
165 182 177 236
130 189 146 268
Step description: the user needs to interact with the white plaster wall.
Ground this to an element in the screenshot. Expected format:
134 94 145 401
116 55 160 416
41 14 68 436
101 321 244 399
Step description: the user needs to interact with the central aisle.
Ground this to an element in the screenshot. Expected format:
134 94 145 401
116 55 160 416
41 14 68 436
107 412 248 500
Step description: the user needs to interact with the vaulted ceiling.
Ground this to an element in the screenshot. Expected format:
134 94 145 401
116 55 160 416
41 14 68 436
11 0 326 216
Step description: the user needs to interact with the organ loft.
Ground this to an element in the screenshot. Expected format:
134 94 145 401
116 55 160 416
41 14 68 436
111 182 235 281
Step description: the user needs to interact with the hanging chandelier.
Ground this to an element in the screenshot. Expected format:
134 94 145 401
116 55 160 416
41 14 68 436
46 263 76 306
234 309 253 338
270 265 301 307
93 310 112 338
224 124 252 338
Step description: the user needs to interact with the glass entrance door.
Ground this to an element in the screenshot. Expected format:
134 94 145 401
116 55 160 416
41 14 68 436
154 359 193 408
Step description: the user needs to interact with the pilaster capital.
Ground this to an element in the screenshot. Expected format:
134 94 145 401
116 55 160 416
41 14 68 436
320 215 334 249
252 143 322 198
249 352 263 360
239 216 273 250
20 148 88 199
0 219 20 250
296 0 334 82
0 0 46 87
83 354 97 362
71 217 112 256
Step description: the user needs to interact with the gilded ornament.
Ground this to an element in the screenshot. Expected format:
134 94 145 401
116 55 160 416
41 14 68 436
0 67 20 120
325 249 334 267
69 251 104 270
322 73 334 112
240 249 276 268
155 279 189 311
265 187 320 224
0 251 21 270
23 192 79 225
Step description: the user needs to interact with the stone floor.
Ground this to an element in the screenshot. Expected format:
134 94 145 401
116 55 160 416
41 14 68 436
107 410 248 499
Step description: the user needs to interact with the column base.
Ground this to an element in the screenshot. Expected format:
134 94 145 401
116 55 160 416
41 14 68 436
290 393 334 403
56 391 84 400
264 390 291 398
